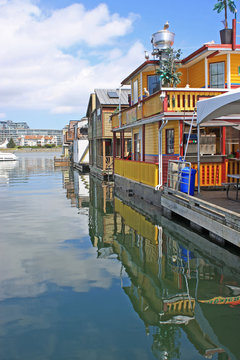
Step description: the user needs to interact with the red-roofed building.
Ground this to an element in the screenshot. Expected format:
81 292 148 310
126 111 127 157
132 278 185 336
19 135 57 147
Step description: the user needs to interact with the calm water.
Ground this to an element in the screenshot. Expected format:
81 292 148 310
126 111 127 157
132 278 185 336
0 152 240 360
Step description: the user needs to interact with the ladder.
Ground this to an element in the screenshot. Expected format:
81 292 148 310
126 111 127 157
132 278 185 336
183 109 197 161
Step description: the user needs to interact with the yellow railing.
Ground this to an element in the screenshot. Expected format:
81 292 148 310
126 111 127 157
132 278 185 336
167 90 224 112
115 159 226 188
143 93 163 118
192 163 223 186
112 89 226 129
227 159 240 182
112 113 119 128
115 158 158 187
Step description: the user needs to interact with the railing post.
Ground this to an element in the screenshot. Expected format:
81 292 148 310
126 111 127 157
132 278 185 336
197 123 201 194
103 140 106 170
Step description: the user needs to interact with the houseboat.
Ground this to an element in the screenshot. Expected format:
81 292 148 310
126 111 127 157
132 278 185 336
111 21 240 208
86 88 131 181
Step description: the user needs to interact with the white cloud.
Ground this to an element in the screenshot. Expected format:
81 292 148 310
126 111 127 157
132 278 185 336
0 1 143 116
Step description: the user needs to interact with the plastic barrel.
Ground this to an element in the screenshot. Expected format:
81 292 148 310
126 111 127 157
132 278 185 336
180 167 196 196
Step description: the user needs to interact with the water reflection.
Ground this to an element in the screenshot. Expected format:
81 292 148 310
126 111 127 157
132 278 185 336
62 167 89 211
85 174 240 360
0 156 240 360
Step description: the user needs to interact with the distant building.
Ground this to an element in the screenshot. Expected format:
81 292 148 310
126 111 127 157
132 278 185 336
0 120 29 130
0 120 63 145
72 118 89 168
18 135 57 147
63 120 79 160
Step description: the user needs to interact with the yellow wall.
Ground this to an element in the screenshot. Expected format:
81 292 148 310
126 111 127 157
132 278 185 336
188 59 205 88
182 53 240 89
103 111 112 137
178 67 187 87
145 123 158 156
230 54 240 86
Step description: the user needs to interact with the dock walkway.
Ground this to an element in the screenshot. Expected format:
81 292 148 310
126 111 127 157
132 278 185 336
198 189 240 213
161 188 240 247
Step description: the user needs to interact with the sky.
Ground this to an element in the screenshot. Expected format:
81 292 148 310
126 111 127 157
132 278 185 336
0 0 238 130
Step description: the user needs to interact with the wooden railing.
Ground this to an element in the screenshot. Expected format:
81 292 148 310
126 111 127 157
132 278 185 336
97 155 113 171
192 163 224 187
115 159 227 188
114 158 158 187
227 159 240 181
112 88 226 129
166 89 224 112
105 156 113 171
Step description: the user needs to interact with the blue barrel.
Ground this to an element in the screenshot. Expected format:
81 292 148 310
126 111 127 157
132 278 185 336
180 167 196 196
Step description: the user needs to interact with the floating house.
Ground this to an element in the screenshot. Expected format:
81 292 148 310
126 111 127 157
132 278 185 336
63 120 78 160
72 117 89 172
111 21 240 207
86 88 130 180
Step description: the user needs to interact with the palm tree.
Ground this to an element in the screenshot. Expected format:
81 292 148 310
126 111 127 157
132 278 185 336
213 0 236 29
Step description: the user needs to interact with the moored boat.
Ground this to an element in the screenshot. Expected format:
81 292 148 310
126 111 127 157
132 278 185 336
0 152 17 161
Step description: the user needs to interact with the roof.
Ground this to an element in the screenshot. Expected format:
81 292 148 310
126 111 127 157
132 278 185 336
69 120 79 129
94 88 130 106
24 135 54 140
181 43 240 66
120 44 240 85
197 89 240 124
121 60 158 85
184 120 240 127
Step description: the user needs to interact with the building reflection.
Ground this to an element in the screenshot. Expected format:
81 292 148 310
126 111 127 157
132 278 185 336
62 167 89 210
66 171 240 360
89 175 114 249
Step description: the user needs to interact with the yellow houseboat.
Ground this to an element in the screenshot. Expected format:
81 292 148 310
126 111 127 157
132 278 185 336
112 22 240 206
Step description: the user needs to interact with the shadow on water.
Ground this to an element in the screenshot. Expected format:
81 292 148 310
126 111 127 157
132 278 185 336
64 169 240 360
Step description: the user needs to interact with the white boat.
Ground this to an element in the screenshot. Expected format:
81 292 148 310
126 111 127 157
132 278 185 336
0 152 17 161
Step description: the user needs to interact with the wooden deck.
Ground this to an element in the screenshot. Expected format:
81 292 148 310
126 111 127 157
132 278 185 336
197 189 240 214
161 187 240 247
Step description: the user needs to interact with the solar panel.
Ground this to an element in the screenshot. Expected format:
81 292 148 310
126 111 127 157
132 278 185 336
107 91 119 98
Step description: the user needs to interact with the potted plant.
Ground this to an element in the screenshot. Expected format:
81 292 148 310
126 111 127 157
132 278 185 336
156 48 182 88
213 0 236 44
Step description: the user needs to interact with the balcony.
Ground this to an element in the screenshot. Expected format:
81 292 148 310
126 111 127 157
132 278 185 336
96 155 113 172
65 129 74 142
112 88 226 129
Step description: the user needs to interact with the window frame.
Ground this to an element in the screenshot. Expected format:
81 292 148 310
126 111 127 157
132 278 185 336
133 80 138 104
209 62 225 88
147 75 160 95
166 129 174 155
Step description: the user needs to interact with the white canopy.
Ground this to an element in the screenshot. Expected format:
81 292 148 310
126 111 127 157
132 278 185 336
197 89 240 124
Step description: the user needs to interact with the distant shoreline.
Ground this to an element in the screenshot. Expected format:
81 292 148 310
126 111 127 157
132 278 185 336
0 147 62 153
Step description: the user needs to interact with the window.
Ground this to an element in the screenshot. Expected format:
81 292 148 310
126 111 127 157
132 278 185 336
107 91 118 98
133 80 138 104
134 133 141 161
166 129 174 154
210 62 225 88
147 75 160 95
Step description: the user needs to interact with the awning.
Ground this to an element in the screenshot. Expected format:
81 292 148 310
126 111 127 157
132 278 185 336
197 89 240 124
184 120 240 127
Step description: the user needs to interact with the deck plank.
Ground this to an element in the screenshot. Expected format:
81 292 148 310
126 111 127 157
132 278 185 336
197 190 240 214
